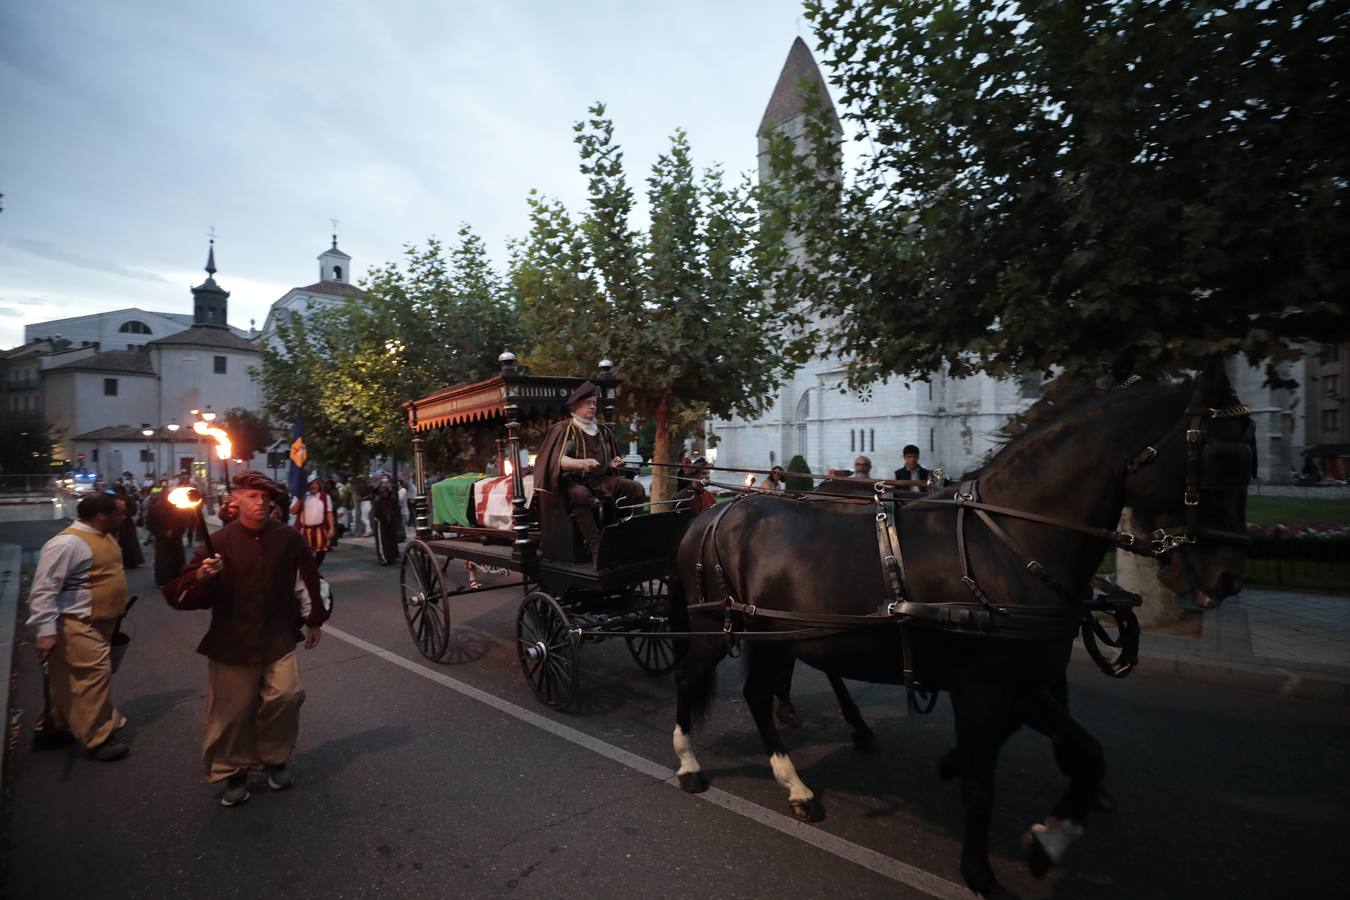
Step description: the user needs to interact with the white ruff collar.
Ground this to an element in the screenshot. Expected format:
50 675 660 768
572 415 599 436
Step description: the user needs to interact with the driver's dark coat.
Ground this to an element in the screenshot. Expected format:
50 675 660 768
535 417 621 494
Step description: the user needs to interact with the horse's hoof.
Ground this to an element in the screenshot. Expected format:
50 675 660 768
852 732 880 754
677 771 707 794
1093 785 1118 813
938 748 960 781
776 707 802 729
788 796 825 822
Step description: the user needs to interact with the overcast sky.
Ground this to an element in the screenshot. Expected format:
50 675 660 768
0 0 835 349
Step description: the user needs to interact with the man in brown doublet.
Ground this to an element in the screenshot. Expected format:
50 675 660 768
535 381 647 558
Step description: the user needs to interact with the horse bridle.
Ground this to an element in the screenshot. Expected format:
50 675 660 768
1124 402 1255 555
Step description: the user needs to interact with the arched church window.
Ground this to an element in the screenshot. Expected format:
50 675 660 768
118 320 152 335
334 265 343 280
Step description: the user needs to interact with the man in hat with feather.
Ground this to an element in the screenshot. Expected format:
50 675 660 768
535 381 646 560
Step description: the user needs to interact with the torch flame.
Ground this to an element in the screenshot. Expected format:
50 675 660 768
193 420 232 460
744 473 757 488
167 486 201 509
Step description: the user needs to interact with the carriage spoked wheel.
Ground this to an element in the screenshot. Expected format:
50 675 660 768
625 578 684 676
400 540 451 662
516 591 580 710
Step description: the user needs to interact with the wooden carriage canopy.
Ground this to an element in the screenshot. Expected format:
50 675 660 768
403 351 621 543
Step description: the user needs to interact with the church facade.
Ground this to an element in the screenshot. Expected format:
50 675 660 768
711 39 1034 481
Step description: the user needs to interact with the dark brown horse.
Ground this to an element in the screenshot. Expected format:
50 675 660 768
667 361 1253 899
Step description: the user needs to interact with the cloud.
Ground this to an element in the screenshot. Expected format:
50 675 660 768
0 237 169 283
0 307 22 317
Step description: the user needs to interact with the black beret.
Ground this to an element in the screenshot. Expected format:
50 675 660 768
566 381 598 408
232 470 288 503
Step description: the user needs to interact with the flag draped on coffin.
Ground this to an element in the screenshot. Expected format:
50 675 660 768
288 417 309 500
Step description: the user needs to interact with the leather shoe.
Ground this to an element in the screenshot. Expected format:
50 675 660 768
89 739 130 762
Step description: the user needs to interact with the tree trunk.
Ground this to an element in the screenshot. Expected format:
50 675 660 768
650 393 678 503
1115 508 1182 627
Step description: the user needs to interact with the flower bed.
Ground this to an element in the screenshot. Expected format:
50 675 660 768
1247 522 1350 562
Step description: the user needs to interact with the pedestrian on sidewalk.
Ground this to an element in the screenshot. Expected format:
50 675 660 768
25 492 132 761
162 470 332 807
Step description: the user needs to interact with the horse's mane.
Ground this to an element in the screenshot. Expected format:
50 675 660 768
961 377 1190 480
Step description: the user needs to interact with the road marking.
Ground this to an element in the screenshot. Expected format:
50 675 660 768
325 625 970 900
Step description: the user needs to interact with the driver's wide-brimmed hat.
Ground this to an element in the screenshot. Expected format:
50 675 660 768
567 381 598 408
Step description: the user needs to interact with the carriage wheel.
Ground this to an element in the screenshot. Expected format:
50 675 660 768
400 540 451 662
626 578 683 676
516 591 580 711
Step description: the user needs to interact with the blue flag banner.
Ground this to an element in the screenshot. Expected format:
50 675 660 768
287 416 308 500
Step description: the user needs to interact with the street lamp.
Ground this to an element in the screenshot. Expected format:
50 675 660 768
202 405 216 423
166 419 180 478
141 424 155 477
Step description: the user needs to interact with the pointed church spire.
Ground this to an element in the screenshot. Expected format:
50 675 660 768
758 37 841 136
205 239 217 276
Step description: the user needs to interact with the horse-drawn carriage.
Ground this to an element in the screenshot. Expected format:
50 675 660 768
400 352 1256 898
399 352 689 710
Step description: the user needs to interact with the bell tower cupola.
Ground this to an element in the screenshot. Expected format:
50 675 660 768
318 231 351 284
191 239 231 328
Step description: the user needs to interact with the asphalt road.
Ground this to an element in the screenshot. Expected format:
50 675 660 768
4 532 1348 900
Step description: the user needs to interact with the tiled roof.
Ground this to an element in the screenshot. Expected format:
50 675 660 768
46 349 156 376
145 325 259 352
759 37 842 135
295 281 367 299
74 425 165 441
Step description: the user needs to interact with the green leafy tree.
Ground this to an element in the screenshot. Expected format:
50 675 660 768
0 413 56 485
514 105 812 499
768 0 1348 385
222 407 278 460
257 230 523 474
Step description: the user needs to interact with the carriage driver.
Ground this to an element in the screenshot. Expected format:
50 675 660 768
535 381 647 560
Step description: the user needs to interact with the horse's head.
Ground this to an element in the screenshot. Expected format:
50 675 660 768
1122 359 1255 608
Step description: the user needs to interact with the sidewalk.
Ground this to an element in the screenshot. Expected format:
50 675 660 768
1074 587 1350 702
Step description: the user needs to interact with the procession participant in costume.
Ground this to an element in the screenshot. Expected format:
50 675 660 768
145 474 193 586
290 474 334 567
162 470 331 807
371 481 402 566
113 485 144 569
672 458 716 515
535 381 646 560
26 493 131 761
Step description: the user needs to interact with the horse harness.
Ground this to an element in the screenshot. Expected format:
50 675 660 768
682 400 1254 714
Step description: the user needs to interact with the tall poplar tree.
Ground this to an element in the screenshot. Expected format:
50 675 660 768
514 105 812 500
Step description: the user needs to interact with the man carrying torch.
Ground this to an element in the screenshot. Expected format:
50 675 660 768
163 470 332 807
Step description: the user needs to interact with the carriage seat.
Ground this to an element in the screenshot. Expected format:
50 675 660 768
537 488 619 564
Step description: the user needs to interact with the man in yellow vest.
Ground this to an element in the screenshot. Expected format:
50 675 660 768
27 492 131 761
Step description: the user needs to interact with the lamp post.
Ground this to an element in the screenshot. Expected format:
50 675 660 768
166 419 180 478
141 424 155 477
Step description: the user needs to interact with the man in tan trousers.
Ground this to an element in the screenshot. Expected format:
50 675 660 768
27 492 131 761
163 471 331 807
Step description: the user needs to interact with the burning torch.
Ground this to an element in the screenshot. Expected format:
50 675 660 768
167 486 215 556
193 419 233 483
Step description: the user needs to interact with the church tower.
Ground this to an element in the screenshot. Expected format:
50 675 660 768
757 37 842 193
318 234 351 284
191 240 230 327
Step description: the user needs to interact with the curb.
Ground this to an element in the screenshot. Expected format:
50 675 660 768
1070 644 1350 703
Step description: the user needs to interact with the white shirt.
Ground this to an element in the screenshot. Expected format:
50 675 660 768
300 492 330 527
25 521 105 638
